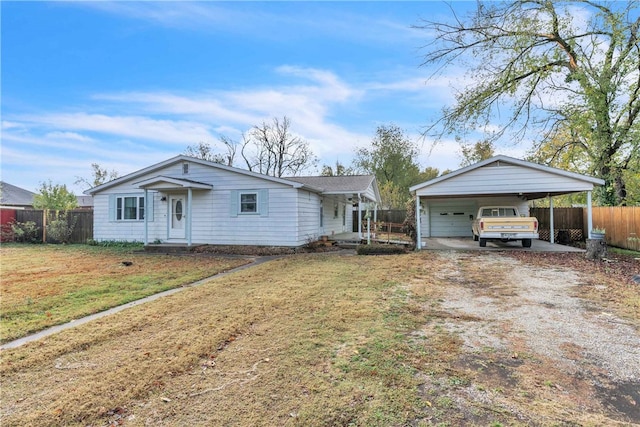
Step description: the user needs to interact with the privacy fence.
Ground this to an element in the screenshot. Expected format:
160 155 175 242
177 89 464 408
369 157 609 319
1 209 93 244
531 206 639 251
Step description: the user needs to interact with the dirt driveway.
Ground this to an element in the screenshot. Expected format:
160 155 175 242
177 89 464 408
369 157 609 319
421 251 639 425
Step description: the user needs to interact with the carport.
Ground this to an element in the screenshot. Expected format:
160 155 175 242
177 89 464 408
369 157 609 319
409 156 605 250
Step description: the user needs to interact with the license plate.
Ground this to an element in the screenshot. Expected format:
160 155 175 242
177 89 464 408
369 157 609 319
501 233 515 238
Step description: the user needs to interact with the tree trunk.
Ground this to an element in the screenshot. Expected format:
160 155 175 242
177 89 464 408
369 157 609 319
585 238 607 260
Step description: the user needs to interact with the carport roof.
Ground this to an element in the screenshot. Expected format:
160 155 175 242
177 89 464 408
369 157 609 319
409 155 604 200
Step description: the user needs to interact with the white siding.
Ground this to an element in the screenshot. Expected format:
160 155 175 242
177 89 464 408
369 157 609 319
297 190 322 244
93 160 322 246
416 164 595 197
320 196 349 236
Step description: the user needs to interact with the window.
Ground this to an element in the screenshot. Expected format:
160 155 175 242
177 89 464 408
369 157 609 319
182 163 189 174
230 190 268 217
116 196 145 220
240 193 258 213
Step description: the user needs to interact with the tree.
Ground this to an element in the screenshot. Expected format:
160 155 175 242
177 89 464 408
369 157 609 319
460 140 495 167
75 163 118 190
184 136 239 166
241 116 317 177
353 124 422 208
320 160 355 176
33 181 78 211
417 1 640 205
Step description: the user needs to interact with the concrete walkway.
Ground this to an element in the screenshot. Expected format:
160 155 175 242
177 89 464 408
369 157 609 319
1 255 280 350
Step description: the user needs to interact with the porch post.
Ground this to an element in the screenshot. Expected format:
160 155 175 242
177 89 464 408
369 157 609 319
549 195 555 244
415 195 422 250
357 193 362 238
187 187 192 247
143 188 149 245
587 190 593 239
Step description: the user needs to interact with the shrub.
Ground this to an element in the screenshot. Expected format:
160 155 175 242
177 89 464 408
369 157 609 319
46 211 77 243
87 240 143 248
2 220 41 243
357 244 408 255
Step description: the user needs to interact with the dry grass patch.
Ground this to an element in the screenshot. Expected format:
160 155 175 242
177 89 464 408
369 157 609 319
2 250 637 426
0 253 447 426
0 244 250 342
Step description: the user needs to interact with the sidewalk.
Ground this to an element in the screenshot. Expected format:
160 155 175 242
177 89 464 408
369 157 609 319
1 256 279 350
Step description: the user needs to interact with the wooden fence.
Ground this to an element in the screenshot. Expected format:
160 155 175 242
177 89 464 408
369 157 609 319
591 206 640 251
352 209 407 232
530 207 586 243
12 209 93 244
531 206 640 251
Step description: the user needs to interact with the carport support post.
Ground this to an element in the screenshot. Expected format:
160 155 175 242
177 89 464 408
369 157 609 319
549 195 555 244
587 190 593 239
415 196 422 250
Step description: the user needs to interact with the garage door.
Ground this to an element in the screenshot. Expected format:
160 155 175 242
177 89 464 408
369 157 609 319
429 201 476 237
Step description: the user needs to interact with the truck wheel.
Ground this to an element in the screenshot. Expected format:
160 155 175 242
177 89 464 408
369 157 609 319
522 239 532 248
473 234 479 241
479 238 487 247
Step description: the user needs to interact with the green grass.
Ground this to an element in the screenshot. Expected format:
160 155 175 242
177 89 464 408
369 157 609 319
609 246 640 256
0 244 250 342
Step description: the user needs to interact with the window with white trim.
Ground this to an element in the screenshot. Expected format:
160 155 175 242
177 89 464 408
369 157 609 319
240 192 258 213
116 196 145 220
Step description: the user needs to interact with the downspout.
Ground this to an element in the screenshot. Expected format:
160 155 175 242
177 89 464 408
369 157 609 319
415 196 421 250
549 195 555 244
587 190 593 239
144 188 149 246
187 187 192 247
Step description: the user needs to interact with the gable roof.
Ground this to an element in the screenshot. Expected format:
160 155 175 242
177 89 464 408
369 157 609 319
86 155 315 195
0 182 36 206
409 155 604 200
287 175 381 203
286 175 375 194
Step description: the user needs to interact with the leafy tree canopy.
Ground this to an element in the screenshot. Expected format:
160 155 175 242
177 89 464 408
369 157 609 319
75 163 118 190
417 0 640 205
33 181 78 211
459 140 495 167
353 124 423 208
320 160 355 176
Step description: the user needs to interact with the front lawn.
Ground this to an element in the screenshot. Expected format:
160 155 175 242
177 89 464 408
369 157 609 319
0 244 250 343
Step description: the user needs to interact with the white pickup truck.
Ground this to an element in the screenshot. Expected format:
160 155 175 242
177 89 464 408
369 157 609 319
471 206 539 248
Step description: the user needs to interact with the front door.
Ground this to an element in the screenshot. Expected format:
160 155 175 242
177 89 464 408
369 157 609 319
169 195 186 239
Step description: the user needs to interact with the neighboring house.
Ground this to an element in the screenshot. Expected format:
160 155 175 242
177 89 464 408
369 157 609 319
409 155 605 249
0 182 36 209
86 155 381 247
75 195 94 210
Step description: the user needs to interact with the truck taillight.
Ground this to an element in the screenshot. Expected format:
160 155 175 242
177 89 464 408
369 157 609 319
534 220 538 231
480 220 484 230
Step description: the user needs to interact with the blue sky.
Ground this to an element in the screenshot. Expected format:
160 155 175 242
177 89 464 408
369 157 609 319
2 1 527 194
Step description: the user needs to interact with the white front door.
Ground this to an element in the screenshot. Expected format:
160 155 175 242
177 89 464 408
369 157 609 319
169 195 186 239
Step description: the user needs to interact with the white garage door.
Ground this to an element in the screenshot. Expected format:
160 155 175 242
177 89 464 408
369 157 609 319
430 201 476 237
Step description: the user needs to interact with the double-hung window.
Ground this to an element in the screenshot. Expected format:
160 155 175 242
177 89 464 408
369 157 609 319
230 189 268 217
240 193 258 213
116 196 145 220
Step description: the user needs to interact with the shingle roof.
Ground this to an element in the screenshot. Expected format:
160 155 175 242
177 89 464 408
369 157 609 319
286 175 376 193
0 182 36 206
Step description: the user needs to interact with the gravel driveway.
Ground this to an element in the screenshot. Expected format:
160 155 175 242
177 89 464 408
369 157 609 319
427 251 639 425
